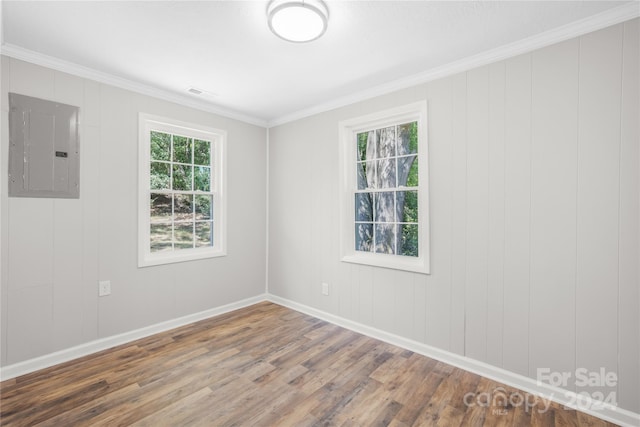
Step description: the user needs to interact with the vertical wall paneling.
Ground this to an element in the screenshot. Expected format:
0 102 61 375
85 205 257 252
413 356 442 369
393 271 414 337
310 160 321 309
310 118 326 311
268 123 313 305
348 264 359 323
618 18 640 413
576 25 623 397
334 264 346 320
465 66 490 362
97 86 139 337
412 273 426 343
7 199 55 290
7 58 55 99
7 285 54 362
83 80 101 128
328 128 342 317
267 20 639 412
81 125 100 343
292 124 312 307
487 62 506 368
372 268 395 332
502 53 532 376
80 80 101 343
357 265 374 325
2 58 267 366
5 61 57 363
450 72 468 356
7 198 54 363
424 78 453 350
529 39 579 384
0 58 10 365
311 117 332 313
52 72 85 351
52 195 85 351
328 114 343 317
266 127 286 299
336 262 353 321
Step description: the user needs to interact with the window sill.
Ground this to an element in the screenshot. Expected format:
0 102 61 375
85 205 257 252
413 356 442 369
139 247 227 268
341 252 430 274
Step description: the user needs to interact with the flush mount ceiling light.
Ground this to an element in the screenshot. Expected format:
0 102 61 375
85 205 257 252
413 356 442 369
267 0 328 43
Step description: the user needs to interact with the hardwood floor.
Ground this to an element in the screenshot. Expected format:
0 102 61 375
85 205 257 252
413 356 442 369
0 302 619 426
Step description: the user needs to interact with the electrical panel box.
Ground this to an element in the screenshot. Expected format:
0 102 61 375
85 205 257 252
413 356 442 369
8 93 80 199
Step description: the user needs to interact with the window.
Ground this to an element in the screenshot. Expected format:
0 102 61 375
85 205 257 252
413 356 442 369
339 101 430 274
138 114 226 267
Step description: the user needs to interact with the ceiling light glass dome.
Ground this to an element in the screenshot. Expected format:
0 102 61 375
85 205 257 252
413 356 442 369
267 0 329 43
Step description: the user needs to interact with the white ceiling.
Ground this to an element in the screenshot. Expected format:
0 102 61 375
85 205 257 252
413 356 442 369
2 1 638 126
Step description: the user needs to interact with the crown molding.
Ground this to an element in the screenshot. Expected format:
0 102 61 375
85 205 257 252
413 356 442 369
1 3 637 129
0 43 268 128
268 2 640 127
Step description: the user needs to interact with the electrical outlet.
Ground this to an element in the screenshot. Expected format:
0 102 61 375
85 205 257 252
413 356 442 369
98 280 111 297
322 282 329 296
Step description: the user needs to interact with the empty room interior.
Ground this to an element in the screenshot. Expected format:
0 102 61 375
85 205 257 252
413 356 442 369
0 1 639 426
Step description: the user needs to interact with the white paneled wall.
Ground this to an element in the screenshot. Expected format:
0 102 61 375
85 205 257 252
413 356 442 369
422 76 452 350
502 53 531 377
465 65 490 363
0 58 267 365
450 72 468 356
576 24 623 398
268 20 639 412
529 36 579 386
619 19 640 415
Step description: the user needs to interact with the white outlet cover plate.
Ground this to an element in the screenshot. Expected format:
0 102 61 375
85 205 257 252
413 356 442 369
98 280 111 297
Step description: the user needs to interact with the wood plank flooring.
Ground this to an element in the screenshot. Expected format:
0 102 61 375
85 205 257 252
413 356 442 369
0 302 619 426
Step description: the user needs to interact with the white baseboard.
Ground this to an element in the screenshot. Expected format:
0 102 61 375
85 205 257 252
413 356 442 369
266 294 640 427
0 293 267 381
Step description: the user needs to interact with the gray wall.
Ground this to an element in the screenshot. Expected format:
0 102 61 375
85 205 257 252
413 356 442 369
0 58 267 366
268 20 639 412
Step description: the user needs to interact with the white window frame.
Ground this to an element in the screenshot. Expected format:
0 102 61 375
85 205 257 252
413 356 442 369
338 101 430 274
138 113 227 267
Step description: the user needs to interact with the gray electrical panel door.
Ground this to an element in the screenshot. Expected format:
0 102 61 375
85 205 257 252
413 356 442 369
9 93 80 198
